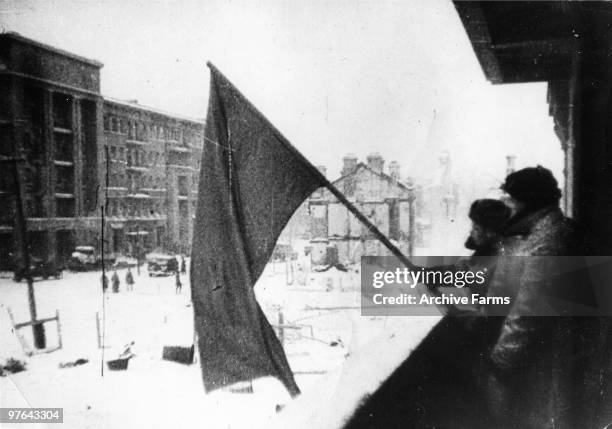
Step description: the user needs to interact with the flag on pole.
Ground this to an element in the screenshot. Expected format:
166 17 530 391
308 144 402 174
190 63 328 396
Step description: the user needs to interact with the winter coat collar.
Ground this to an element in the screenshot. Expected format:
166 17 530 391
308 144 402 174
471 241 502 257
503 205 561 238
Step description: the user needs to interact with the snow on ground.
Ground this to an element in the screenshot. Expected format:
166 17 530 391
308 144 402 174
0 260 439 428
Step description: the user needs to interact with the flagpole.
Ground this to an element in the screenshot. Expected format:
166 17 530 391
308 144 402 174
324 186 416 269
206 62 417 270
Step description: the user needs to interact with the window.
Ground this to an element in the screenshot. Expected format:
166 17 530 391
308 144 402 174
52 93 72 129
0 194 14 225
56 197 75 217
0 166 13 193
178 176 189 196
56 165 74 194
0 124 12 157
55 133 73 162
311 204 327 219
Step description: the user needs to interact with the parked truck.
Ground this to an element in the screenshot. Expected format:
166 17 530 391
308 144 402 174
13 256 63 282
67 246 116 271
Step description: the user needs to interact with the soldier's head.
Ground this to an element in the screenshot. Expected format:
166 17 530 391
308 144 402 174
465 199 511 250
500 165 562 216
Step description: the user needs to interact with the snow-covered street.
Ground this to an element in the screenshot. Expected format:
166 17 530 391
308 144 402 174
0 261 438 428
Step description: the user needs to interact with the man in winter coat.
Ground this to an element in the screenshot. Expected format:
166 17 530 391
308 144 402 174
111 269 120 293
415 199 511 423
175 269 182 294
345 199 511 429
427 198 510 314
125 267 135 291
481 165 599 428
180 256 187 275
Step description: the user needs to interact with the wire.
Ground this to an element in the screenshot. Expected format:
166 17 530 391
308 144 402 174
203 135 234 152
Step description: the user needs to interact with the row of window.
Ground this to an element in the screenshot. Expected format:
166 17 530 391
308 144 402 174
105 199 196 218
108 145 165 168
103 113 202 146
106 199 165 218
108 171 166 191
167 151 193 167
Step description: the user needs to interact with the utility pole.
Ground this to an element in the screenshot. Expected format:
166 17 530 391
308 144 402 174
0 157 46 349
100 203 106 377
136 223 140 275
101 145 110 376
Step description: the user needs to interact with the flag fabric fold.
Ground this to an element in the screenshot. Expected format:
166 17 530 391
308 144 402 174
190 63 328 396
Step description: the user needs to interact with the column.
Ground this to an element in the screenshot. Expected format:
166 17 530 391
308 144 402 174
575 31 612 254
73 96 83 215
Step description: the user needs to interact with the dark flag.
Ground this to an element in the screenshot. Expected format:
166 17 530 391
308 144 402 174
190 63 328 396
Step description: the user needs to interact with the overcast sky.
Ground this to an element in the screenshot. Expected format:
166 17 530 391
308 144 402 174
1 0 563 183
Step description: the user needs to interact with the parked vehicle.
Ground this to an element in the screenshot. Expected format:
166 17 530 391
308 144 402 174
14 257 63 282
113 255 138 269
68 246 96 271
67 246 116 271
146 253 178 277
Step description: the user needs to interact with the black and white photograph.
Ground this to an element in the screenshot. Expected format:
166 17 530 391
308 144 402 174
0 1 611 428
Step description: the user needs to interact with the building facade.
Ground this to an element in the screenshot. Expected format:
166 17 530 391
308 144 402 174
102 99 202 257
0 33 203 269
308 154 416 264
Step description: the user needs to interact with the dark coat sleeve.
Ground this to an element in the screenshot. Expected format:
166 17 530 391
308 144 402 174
490 254 556 370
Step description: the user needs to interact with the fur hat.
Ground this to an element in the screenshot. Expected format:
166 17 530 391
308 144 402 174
501 165 561 205
468 199 511 233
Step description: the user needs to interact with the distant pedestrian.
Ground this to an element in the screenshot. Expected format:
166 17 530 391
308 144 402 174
125 267 135 291
180 256 187 275
111 269 120 293
101 274 109 292
175 270 182 294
